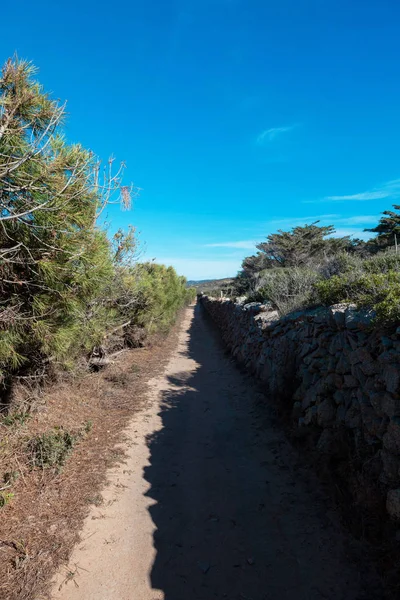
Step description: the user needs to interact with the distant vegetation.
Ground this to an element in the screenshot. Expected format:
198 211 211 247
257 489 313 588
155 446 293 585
188 278 235 297
231 209 400 324
0 57 195 404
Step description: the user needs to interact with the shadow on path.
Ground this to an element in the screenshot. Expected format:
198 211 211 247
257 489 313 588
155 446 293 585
144 305 379 600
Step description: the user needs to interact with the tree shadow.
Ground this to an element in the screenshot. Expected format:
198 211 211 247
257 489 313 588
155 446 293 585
143 305 377 600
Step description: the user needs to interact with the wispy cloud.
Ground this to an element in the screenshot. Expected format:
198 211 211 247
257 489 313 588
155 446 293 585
326 191 389 201
257 125 296 145
305 178 400 204
204 240 257 249
336 215 377 225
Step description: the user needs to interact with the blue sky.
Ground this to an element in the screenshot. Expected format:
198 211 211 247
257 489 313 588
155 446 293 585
3 0 400 279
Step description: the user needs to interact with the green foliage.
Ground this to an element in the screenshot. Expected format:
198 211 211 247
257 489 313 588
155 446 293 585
27 427 80 468
0 491 14 508
0 57 192 384
0 57 118 372
315 271 400 324
318 251 364 279
115 263 195 333
255 222 355 269
365 205 400 251
1 411 30 427
234 222 366 301
233 211 400 325
362 251 400 273
249 268 321 315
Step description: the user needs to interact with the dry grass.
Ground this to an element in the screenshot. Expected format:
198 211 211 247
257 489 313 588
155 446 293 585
0 316 184 600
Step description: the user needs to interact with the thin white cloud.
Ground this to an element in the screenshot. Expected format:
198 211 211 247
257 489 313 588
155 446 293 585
336 215 376 225
204 240 257 249
305 178 400 204
257 125 296 145
326 191 389 201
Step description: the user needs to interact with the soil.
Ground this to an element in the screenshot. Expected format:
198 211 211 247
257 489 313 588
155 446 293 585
0 313 183 600
46 305 383 600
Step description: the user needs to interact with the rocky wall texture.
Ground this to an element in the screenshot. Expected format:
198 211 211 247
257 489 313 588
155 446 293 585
200 295 400 520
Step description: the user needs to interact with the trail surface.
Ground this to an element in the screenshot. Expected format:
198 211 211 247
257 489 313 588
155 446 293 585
52 305 375 600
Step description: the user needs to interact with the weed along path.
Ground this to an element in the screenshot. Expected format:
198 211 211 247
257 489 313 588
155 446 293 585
51 305 377 600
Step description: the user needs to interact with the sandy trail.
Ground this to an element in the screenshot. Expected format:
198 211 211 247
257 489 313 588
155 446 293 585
51 305 376 600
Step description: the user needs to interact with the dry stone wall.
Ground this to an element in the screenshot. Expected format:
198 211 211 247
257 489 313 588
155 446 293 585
200 295 400 519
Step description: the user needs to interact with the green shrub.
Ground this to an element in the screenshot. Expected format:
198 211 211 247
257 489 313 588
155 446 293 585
115 263 195 334
363 251 400 274
314 275 354 305
1 411 30 427
27 428 80 468
317 252 364 279
250 268 321 315
315 271 400 324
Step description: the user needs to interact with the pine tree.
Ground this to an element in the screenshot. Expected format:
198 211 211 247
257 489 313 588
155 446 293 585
365 205 400 251
0 58 129 376
0 56 193 389
256 222 352 268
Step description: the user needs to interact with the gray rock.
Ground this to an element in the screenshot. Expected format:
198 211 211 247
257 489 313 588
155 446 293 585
387 489 400 520
317 398 336 426
379 350 400 364
383 364 400 394
317 429 335 453
383 417 400 454
382 393 400 418
380 450 400 484
352 349 379 376
369 392 385 416
344 305 375 330
345 403 361 429
336 353 350 375
343 374 358 388
304 406 317 426
328 332 347 355
329 304 347 328
292 401 302 420
334 390 345 405
361 405 386 440
381 337 394 350
336 405 346 424
243 302 262 313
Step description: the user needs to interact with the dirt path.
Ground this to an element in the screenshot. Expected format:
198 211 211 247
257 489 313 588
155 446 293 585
51 305 378 600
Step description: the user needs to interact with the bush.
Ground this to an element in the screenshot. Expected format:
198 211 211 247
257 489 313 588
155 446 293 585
315 271 400 324
0 57 194 390
317 252 364 279
363 251 400 274
114 263 195 334
249 268 321 315
27 427 81 468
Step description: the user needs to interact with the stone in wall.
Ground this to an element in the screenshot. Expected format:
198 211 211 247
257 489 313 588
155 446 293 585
200 295 400 521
